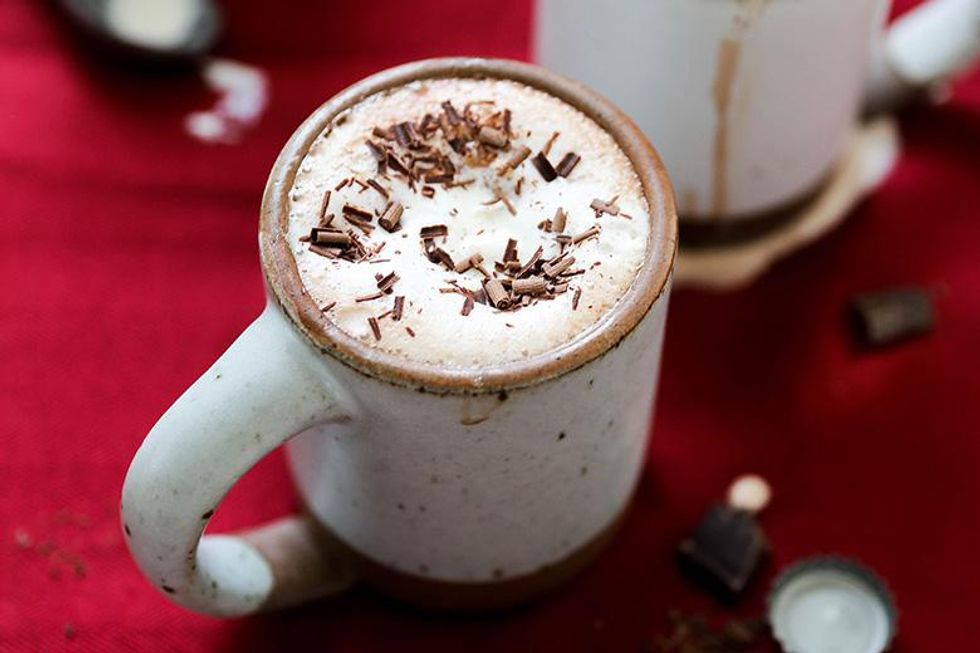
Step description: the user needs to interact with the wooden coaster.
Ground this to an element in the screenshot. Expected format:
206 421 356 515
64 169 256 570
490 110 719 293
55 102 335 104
675 117 900 291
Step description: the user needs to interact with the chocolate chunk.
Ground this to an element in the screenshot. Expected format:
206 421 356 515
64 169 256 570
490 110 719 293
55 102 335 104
849 288 934 347
531 152 558 182
555 152 581 178
677 504 769 602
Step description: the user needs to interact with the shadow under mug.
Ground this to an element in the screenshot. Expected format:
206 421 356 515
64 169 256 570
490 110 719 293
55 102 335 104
121 58 678 617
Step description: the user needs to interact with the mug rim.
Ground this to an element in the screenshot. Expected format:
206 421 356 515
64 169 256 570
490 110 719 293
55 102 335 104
259 57 677 393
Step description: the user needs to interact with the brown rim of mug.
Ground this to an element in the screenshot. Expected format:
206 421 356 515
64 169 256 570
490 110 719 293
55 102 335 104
260 57 677 394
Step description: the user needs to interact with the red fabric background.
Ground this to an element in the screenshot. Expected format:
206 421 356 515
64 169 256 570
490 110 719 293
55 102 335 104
2 0 979 650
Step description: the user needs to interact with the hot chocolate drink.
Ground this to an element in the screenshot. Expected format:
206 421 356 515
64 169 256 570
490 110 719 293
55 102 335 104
286 78 651 368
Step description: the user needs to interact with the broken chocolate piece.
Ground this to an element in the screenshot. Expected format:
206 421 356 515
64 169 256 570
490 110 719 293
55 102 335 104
555 152 581 178
849 288 934 348
531 152 558 182
677 477 771 602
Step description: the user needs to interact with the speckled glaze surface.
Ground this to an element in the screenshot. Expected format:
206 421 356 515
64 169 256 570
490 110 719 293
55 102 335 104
121 58 677 617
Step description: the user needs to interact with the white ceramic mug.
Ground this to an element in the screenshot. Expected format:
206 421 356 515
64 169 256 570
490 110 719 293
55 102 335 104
121 59 677 617
535 0 980 237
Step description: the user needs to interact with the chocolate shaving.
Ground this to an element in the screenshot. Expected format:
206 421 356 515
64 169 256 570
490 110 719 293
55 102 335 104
424 172 454 184
498 146 532 175
516 246 543 278
392 295 405 321
356 291 385 303
317 190 332 224
366 140 386 162
502 239 518 263
543 255 575 277
478 126 508 148
368 317 381 340
372 126 393 140
377 272 399 292
393 122 412 148
455 253 483 273
551 207 567 233
531 152 558 182
421 185 436 198
591 196 620 216
572 288 582 310
334 178 350 191
483 278 511 309
418 113 436 133
482 183 516 213
420 224 448 240
405 326 416 337
309 244 339 259
310 228 352 246
345 216 375 234
379 202 403 232
321 301 337 312
572 225 601 244
441 100 462 125
342 203 373 220
427 247 455 270
512 276 547 295
386 152 410 175
542 131 560 156
514 177 524 196
555 152 581 178
461 295 475 316
367 178 389 198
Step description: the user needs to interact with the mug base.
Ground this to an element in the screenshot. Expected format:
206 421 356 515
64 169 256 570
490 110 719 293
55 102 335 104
678 176 830 248
674 117 899 291
304 505 629 613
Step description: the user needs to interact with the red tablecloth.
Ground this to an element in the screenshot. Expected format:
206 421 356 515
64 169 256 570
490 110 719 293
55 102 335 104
2 0 979 650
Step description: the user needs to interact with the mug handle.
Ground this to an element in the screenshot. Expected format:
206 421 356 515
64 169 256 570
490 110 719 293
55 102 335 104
868 0 980 109
121 303 357 617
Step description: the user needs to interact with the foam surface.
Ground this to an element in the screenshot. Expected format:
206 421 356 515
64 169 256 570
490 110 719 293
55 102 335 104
286 78 651 368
